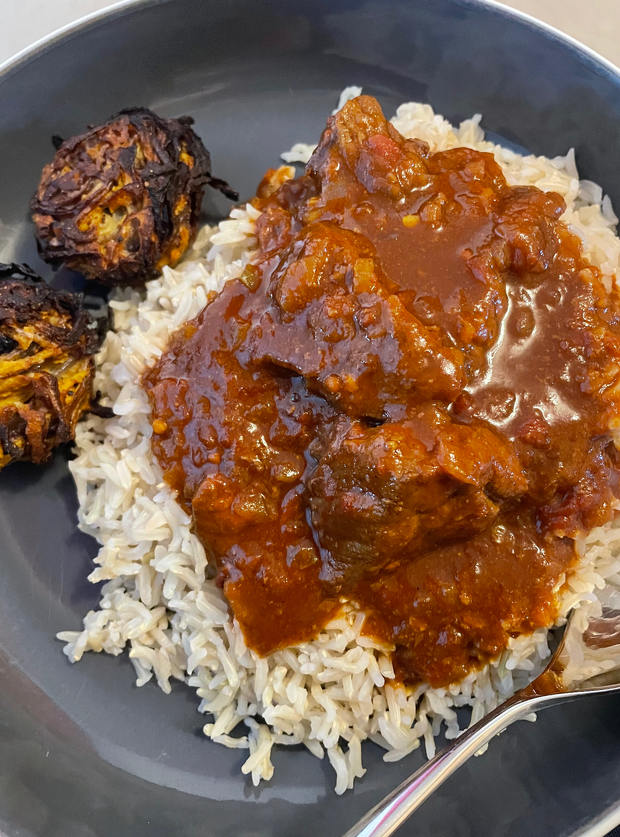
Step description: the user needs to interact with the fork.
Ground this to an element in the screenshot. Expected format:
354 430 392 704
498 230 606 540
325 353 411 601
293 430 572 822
343 606 620 837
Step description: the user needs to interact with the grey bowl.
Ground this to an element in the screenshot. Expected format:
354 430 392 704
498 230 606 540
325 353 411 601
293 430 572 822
0 2 619 835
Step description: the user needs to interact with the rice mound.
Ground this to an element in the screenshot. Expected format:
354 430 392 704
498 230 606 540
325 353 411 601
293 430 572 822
59 93 620 793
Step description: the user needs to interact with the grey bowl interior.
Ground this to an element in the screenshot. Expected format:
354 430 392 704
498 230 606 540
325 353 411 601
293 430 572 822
0 1 619 835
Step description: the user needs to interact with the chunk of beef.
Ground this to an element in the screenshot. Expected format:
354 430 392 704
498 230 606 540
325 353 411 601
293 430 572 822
247 223 466 419
495 186 565 276
307 95 431 201
298 99 511 379
308 408 528 589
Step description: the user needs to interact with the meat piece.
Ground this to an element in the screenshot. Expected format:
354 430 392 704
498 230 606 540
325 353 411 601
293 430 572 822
247 222 466 418
253 173 320 257
31 108 238 286
495 186 565 275
425 147 507 205
0 263 104 469
538 438 620 536
308 408 528 588
294 98 511 378
307 95 431 200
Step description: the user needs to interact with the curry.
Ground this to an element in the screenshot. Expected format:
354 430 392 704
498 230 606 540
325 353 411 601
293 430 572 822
143 96 620 687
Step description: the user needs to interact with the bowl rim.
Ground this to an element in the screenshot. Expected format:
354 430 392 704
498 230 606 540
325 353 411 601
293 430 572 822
0 1 618 836
0 0 618 82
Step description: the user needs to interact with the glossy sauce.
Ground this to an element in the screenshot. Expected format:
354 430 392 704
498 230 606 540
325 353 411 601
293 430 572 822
143 96 620 686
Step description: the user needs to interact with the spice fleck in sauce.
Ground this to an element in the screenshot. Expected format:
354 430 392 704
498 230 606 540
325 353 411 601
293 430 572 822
143 97 620 687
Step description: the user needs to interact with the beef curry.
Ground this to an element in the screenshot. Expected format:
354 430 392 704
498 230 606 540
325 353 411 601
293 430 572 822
143 96 620 687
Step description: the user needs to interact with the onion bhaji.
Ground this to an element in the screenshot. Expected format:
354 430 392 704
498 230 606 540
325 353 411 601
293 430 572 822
31 108 238 286
0 263 104 469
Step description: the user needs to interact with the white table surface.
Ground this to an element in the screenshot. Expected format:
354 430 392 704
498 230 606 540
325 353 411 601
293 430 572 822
1 0 619 68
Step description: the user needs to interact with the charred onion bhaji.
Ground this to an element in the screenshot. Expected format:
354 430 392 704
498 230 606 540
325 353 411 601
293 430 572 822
31 108 238 286
0 263 103 469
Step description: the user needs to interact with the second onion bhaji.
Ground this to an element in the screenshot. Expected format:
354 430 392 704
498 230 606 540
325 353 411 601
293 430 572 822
0 263 104 469
31 108 238 286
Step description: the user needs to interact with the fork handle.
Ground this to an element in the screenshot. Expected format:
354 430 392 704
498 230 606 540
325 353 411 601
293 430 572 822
342 692 548 837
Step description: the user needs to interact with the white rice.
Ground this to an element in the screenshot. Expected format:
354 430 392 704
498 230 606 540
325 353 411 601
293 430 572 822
59 93 620 793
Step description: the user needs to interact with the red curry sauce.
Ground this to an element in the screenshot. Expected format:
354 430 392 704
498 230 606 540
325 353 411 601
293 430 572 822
143 96 620 687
